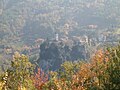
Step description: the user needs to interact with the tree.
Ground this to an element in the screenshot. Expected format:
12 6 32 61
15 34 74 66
100 46 120 90
42 61 82 90
2 52 36 90
32 68 48 90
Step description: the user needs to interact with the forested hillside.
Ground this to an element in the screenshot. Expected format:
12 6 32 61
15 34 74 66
0 0 120 45
0 0 120 89
0 43 120 90
0 0 120 72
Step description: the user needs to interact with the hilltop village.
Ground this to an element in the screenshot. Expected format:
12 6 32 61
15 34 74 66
37 30 120 70
0 29 120 71
0 30 119 55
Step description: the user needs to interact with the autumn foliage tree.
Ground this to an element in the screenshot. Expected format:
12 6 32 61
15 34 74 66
71 50 108 90
1 52 36 90
101 46 120 90
32 68 48 90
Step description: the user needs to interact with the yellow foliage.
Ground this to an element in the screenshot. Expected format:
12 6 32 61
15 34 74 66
0 82 3 90
18 86 27 90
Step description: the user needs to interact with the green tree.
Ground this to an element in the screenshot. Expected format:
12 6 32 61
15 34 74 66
42 61 82 90
2 52 36 90
101 46 120 90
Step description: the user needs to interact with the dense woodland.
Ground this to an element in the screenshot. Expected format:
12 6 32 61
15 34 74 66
0 44 120 90
0 0 120 89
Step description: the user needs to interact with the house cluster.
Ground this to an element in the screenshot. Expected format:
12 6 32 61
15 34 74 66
98 31 120 43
